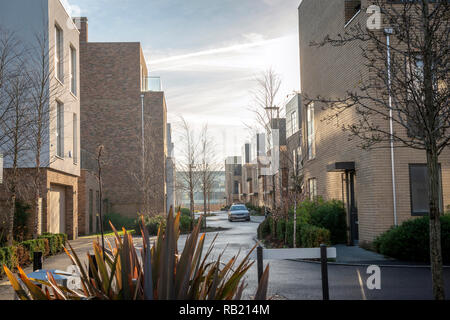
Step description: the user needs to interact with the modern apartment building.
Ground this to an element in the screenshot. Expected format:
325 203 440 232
298 0 450 245
75 17 168 221
225 156 242 206
285 94 303 191
0 0 81 239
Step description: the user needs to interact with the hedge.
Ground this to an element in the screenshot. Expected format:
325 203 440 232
373 215 450 263
296 198 347 244
103 212 136 232
258 216 330 248
0 233 67 277
299 224 331 248
136 214 197 236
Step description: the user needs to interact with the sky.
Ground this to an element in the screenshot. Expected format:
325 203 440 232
64 0 302 163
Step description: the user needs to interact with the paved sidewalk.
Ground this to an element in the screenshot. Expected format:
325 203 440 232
334 244 391 264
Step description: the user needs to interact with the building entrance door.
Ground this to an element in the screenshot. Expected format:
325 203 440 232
346 171 359 245
49 185 66 234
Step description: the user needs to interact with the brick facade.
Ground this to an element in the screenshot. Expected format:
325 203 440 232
298 0 450 245
76 18 167 218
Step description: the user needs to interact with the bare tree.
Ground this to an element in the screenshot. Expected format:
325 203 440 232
0 27 22 148
199 124 221 220
129 120 163 216
308 0 449 299
247 69 285 236
27 26 64 238
0 53 32 246
176 116 201 229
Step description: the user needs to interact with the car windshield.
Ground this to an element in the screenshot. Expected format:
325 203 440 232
230 205 247 211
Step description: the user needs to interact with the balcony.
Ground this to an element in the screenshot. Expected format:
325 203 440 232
142 76 162 92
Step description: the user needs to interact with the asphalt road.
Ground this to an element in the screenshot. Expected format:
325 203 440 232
187 211 450 300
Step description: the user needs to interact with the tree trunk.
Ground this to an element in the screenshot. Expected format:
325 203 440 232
293 199 297 248
7 194 16 246
427 146 445 300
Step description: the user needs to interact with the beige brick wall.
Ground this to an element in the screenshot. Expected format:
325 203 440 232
299 0 450 244
77 169 99 235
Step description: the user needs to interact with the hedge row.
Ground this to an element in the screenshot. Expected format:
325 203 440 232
373 215 450 263
258 216 331 248
0 233 67 276
135 214 196 236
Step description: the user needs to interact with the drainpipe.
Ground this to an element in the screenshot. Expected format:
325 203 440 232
141 94 145 176
385 28 398 226
141 94 145 214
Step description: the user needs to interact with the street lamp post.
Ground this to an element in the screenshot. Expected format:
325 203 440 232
384 27 398 227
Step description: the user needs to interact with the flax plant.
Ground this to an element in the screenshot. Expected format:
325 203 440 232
3 208 269 300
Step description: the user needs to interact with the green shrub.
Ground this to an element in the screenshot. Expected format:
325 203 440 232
38 233 66 255
21 239 47 260
257 218 272 240
179 214 193 232
14 200 32 242
299 224 331 248
179 208 191 217
309 199 347 244
285 220 303 247
373 215 450 263
136 215 167 236
0 234 65 277
295 198 347 244
0 247 14 271
276 219 286 241
103 212 135 232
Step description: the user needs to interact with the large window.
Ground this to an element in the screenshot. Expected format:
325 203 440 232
55 25 63 82
73 113 78 164
409 164 443 216
70 46 77 95
56 102 64 158
307 102 316 160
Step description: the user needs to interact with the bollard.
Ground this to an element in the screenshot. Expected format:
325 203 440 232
257 246 263 283
33 252 43 271
88 254 98 278
320 244 330 300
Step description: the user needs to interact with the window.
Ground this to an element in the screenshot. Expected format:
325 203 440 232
70 46 77 95
307 102 316 160
291 111 298 135
56 102 64 158
409 164 443 216
308 178 317 200
73 113 78 164
55 25 63 82
344 0 361 26
233 181 239 194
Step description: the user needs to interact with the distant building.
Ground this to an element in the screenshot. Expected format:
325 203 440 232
176 171 225 211
285 94 303 195
225 157 242 206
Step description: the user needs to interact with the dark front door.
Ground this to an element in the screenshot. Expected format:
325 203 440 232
346 171 359 245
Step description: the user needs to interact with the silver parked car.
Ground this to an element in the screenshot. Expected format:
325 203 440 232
228 204 250 222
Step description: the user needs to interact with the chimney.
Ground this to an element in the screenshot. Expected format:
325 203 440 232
73 17 88 43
